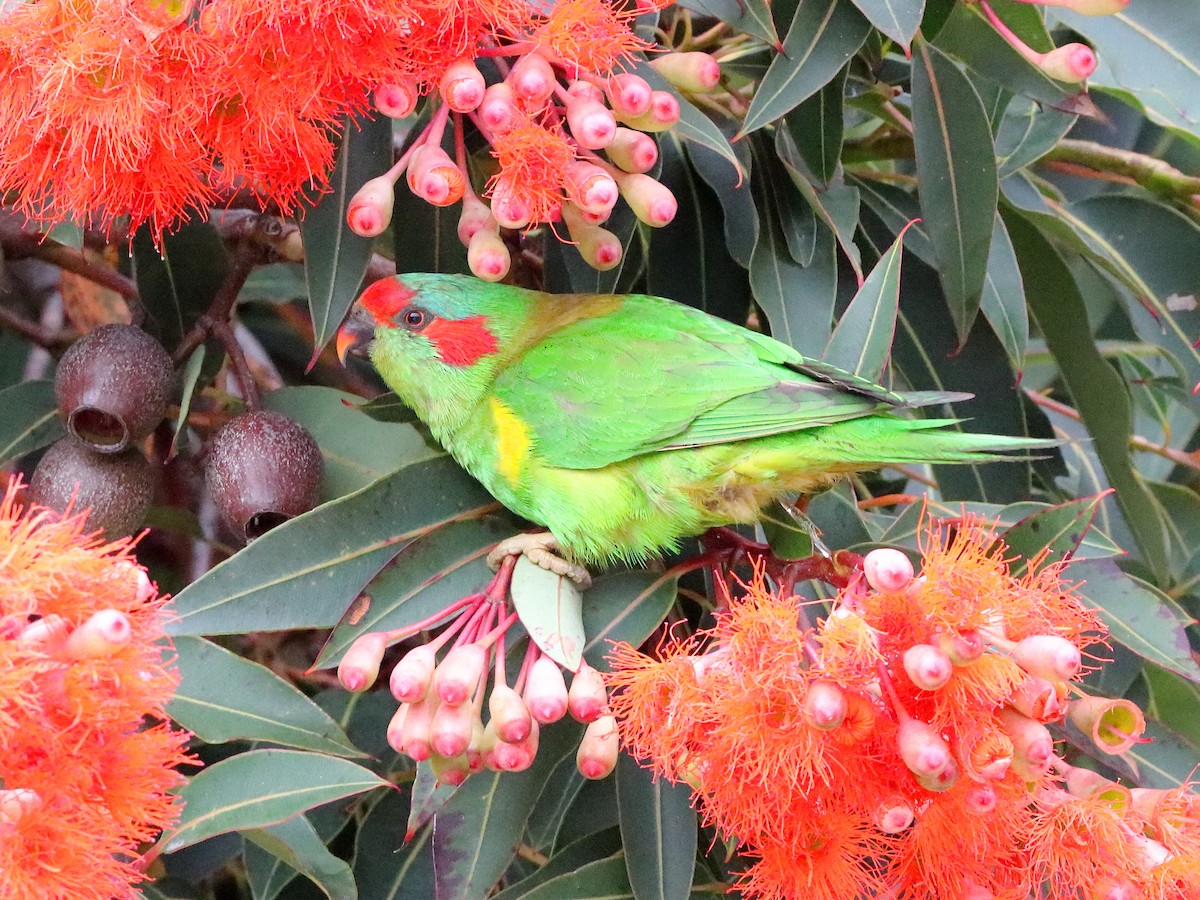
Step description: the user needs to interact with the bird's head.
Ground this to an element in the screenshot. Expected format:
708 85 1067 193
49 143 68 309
337 274 515 428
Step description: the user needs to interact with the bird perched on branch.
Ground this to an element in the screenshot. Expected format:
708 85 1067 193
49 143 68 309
337 273 1047 584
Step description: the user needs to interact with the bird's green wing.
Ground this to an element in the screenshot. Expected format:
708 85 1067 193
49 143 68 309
492 294 900 470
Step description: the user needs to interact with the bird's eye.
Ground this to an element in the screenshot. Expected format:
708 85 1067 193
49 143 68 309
401 307 429 331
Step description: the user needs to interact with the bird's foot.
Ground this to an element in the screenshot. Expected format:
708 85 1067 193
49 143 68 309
696 526 861 596
488 531 593 590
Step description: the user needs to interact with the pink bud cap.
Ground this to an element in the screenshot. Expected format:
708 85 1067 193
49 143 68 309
617 173 677 227
580 227 623 271
0 789 41 826
385 704 408 753
491 720 540 772
802 680 847 730
1013 634 1082 682
488 683 533 743
338 632 388 692
400 692 439 761
963 783 997 815
63 609 132 658
431 697 478 758
1038 43 1097 83
606 73 652 117
468 228 511 282
390 644 437 704
933 628 986 665
566 96 617 150
430 751 471 786
440 59 486 113
509 52 556 107
374 79 419 119
489 180 532 230
347 175 396 238
18 613 68 646
407 146 465 207
567 662 608 723
649 52 721 93
524 655 569 724
1009 674 1068 722
564 162 619 215
478 82 519 135
998 708 1054 777
902 643 953 691
915 757 959 792
434 643 487 706
863 548 914 592
606 128 658 174
873 797 914 834
648 91 681 125
457 194 493 246
567 79 605 104
576 715 619 779
898 718 952 778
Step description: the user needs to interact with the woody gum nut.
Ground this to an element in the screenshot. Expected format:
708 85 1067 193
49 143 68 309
863 548 914 592
55 324 174 453
29 438 154 540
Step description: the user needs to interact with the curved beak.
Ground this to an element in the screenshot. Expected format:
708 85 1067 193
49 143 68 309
336 308 376 365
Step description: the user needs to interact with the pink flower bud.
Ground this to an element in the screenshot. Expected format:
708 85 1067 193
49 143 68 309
338 632 388 692
524 655 568 724
863 548 914 592
439 58 486 113
487 719 540 772
567 662 608 723
1037 43 1097 83
488 683 533 743
578 227 623 271
390 644 437 704
1013 634 1082 682
400 691 439 761
998 707 1054 779
1009 675 1068 722
430 751 471 786
567 79 605 104
457 194 493 246
902 643 953 691
374 79 419 119
346 175 396 238
963 783 997 815
385 703 408 753
650 52 721 93
489 179 532 229
1063 765 1129 806
0 789 41 826
509 52 556 108
434 643 487 706
468 228 511 282
1067 695 1146 755
564 162 619 215
616 172 676 227
898 718 952 778
466 718 486 773
407 146 466 207
915 756 959 792
933 629 986 665
566 95 617 150
576 715 619 779
802 680 847 730
648 91 681 126
477 81 519 136
605 128 659 174
62 609 132 658
606 73 652 117
18 614 68 647
431 696 479 758
873 797 914 834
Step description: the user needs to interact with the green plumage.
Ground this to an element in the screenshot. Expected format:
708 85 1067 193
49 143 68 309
348 273 1047 566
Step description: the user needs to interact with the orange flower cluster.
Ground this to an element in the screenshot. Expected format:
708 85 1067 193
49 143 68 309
0 479 191 900
607 518 1200 900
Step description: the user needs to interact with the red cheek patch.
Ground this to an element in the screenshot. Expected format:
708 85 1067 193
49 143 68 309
360 279 417 323
425 316 499 367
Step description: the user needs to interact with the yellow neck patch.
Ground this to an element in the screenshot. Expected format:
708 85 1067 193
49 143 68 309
489 397 532 487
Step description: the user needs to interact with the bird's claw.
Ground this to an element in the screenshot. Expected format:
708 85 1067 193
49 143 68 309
487 532 593 590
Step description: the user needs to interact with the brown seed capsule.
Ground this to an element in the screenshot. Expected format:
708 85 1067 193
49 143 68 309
28 437 154 539
205 410 323 541
54 324 174 453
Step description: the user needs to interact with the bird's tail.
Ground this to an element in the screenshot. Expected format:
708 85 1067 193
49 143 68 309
826 417 1058 467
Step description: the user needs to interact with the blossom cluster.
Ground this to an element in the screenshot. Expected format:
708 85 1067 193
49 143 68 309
605 517 1198 900
0 478 191 900
338 558 618 786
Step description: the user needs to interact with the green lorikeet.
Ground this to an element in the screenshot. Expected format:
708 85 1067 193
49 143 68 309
337 274 1046 568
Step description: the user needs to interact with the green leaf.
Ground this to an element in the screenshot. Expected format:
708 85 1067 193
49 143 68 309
823 224 906 381
353 789 436 899
315 518 510 668
0 379 62 469
545 205 638 295
168 456 496 636
525 756 588 853
492 829 623 900
684 119 757 269
392 174 471 277
243 816 357 900
616 754 697 900
1055 1 1200 141
740 0 871 136
1145 664 1200 749
676 0 780 47
848 0 924 46
511 556 586 672
1122 718 1200 790
431 722 583 900
979 214 1028 372
302 112 393 357
262 386 440 501
782 65 847 187
169 347 206 459
1007 213 1171 581
911 37 999 341
513 856 632 899
635 60 742 177
994 98 1077 179
853 176 937 267
168 636 361 757
133 220 230 352
1070 559 1200 685
163 749 388 853
775 130 863 280
997 493 1111 577
582 571 681 671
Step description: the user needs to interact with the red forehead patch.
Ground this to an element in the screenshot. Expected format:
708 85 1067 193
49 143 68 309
425 316 499 367
360 278 417 323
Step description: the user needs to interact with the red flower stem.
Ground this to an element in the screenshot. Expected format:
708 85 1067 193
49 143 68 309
477 611 519 650
384 104 451 183
513 638 540 695
474 40 535 58
453 113 474 194
427 595 486 652
977 1 1042 65
494 625 508 687
381 593 478 645
878 662 911 723
454 598 493 647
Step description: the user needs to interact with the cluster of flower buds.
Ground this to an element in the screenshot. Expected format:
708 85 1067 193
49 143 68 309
347 9 722 278
978 0 1125 83
606 517 1197 900
337 561 618 785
